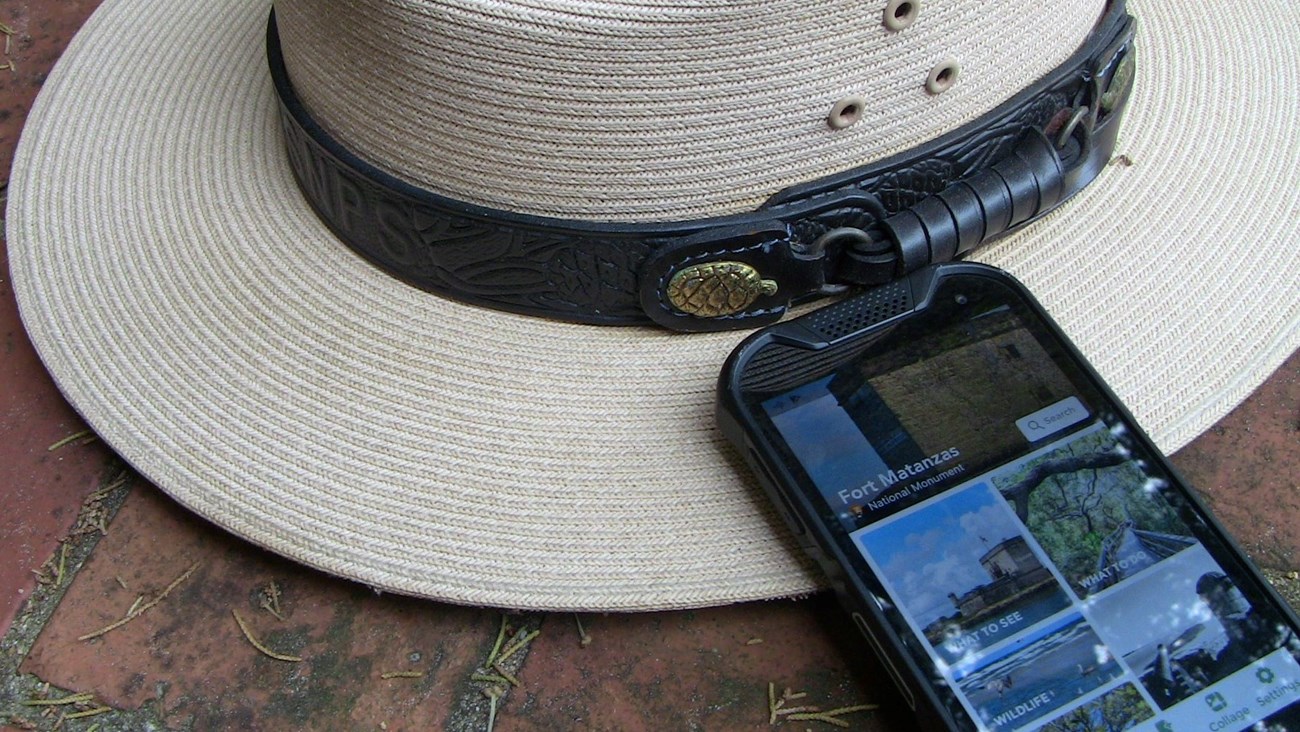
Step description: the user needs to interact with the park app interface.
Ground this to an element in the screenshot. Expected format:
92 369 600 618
760 297 1300 731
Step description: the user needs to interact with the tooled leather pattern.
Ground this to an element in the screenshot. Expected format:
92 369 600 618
281 111 650 322
542 243 649 320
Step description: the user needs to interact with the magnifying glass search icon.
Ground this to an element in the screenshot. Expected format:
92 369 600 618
1016 397 1089 441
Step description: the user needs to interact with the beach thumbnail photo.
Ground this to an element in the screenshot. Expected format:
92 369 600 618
1086 544 1298 710
952 613 1124 731
991 428 1195 598
856 482 1071 664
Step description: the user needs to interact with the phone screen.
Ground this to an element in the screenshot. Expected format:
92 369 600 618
747 275 1300 731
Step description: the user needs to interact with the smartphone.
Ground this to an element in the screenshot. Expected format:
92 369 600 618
717 262 1300 731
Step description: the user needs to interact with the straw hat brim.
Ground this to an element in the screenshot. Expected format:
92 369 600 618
9 0 1300 610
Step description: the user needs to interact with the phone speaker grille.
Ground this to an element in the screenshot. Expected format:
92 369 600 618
741 342 833 391
740 282 912 392
804 281 912 342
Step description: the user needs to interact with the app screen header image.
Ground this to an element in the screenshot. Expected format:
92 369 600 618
856 313 1076 473
764 308 1081 531
856 483 1071 664
765 376 896 512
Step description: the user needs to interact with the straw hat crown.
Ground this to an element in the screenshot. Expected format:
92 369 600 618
275 0 1104 220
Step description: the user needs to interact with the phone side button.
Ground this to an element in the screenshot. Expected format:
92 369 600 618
772 489 811 539
851 611 916 711
747 451 810 538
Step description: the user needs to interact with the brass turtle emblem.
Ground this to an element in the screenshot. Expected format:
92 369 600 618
666 261 778 318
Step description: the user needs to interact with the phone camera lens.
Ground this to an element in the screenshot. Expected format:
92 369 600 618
954 294 969 305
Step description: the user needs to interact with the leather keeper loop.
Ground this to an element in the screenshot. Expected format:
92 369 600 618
999 154 1044 227
883 212 932 275
868 128 1072 277
965 173 1015 246
1016 129 1067 210
913 196 961 265
939 183 987 256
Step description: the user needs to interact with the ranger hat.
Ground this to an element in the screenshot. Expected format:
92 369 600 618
9 0 1298 609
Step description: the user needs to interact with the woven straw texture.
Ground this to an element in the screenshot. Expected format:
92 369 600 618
9 0 1300 610
275 0 1099 219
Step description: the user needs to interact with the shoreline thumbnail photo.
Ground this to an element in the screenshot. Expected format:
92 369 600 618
857 482 1072 664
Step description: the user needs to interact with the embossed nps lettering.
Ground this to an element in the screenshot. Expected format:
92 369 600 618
375 199 423 269
326 167 368 243
284 121 371 246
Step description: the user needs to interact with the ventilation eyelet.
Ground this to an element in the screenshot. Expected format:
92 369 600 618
828 95 866 129
884 0 920 31
926 58 960 94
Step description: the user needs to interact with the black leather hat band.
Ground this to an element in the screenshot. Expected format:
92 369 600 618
269 3 1134 332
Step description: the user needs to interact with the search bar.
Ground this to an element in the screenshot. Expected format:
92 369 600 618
1016 397 1089 442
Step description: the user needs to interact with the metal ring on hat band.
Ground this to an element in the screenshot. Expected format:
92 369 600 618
269 3 1134 333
